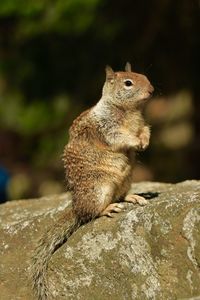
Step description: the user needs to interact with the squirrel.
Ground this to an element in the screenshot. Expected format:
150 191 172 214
31 62 154 300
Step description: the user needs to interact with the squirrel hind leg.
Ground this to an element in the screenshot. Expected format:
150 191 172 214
73 183 117 220
96 183 124 218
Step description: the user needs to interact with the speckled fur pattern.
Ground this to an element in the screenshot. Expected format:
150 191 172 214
63 111 132 220
31 63 154 299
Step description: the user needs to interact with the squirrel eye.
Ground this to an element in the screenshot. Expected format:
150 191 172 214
124 79 133 87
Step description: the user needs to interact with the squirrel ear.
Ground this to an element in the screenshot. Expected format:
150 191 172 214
105 65 114 81
125 62 132 72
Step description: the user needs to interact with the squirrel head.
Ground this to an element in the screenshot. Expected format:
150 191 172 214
102 62 154 108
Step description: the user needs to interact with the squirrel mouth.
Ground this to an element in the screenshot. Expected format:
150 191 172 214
143 85 154 101
136 92 153 108
142 92 153 101
146 93 153 100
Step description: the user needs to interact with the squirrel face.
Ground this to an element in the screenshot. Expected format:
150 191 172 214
102 63 154 108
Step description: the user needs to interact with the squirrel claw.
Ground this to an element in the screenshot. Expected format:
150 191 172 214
125 194 148 206
100 203 124 217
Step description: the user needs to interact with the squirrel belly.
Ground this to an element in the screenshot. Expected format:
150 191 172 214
31 63 153 299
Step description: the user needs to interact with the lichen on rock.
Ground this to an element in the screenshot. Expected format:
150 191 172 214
0 181 200 300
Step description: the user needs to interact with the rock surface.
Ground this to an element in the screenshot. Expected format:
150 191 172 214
0 181 200 300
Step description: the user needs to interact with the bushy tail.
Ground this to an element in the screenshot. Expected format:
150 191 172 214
30 211 80 300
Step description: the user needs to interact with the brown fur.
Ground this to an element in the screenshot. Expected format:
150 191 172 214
31 63 154 299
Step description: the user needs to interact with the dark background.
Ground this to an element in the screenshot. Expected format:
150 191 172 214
0 0 199 201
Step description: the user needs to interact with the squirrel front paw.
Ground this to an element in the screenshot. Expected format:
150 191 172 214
138 131 150 150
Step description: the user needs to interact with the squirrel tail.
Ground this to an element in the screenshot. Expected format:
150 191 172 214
31 211 80 300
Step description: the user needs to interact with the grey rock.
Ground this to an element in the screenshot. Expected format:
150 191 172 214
0 181 200 300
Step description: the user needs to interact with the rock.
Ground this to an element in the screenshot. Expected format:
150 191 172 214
0 181 200 300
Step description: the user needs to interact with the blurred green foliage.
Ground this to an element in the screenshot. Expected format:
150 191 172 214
0 0 199 200
0 0 99 35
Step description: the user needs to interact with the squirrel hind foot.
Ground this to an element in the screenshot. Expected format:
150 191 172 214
124 194 148 206
100 203 124 218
